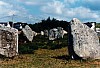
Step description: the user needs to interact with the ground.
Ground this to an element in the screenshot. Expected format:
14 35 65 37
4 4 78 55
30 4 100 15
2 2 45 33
0 47 100 68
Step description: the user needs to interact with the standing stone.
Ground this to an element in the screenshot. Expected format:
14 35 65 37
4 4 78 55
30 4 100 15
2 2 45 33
68 21 80 59
70 18 100 59
49 29 55 40
22 25 33 42
49 28 58 40
41 31 44 35
57 27 64 38
0 26 18 57
44 30 49 37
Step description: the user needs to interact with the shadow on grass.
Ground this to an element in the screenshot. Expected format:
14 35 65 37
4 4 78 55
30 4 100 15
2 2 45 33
51 55 83 62
51 55 71 61
52 55 98 64
0 54 15 60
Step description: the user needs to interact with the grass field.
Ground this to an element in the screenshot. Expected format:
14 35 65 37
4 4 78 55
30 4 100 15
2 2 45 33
0 47 100 68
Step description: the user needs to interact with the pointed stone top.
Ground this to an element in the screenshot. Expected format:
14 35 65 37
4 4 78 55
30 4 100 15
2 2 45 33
71 18 81 23
72 18 78 20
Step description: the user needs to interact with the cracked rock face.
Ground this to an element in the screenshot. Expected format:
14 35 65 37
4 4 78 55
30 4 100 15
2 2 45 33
70 18 100 59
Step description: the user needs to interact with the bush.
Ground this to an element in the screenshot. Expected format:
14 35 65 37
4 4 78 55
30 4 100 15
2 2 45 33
45 39 67 50
18 43 38 54
18 34 68 53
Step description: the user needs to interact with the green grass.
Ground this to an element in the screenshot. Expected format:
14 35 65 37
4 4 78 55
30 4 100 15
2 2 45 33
0 47 100 68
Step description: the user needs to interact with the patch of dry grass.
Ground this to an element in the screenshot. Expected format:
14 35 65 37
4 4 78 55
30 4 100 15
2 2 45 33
0 47 100 68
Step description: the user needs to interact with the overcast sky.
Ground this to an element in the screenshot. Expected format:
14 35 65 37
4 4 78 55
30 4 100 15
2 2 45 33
0 0 100 23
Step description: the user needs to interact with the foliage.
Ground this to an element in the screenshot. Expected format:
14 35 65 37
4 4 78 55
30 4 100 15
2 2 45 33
28 17 69 32
19 17 69 54
18 42 38 54
96 23 100 28
18 35 68 54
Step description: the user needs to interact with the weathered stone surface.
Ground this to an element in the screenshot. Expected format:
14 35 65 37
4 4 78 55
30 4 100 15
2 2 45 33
57 27 64 38
22 25 33 42
49 27 65 40
49 28 58 40
70 18 100 59
0 25 18 57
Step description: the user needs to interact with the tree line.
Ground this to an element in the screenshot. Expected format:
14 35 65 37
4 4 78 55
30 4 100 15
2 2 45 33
28 17 69 32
